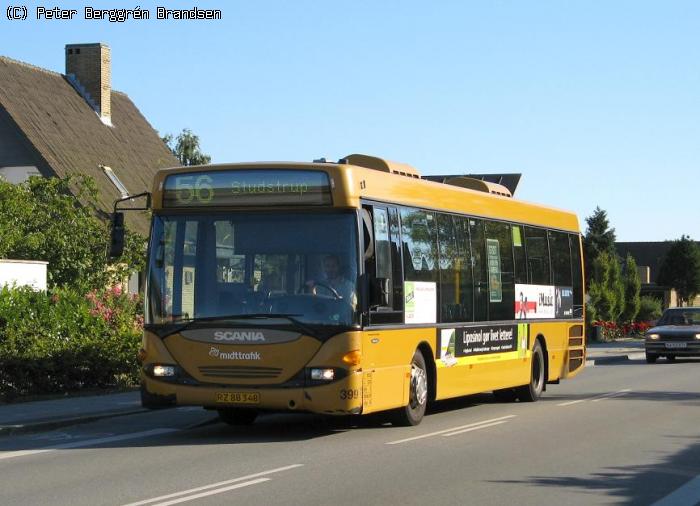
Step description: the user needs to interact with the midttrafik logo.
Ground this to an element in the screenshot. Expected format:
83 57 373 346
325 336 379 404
209 347 261 360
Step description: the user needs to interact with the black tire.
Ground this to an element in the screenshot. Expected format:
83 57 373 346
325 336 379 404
218 408 258 426
392 350 429 426
516 341 545 402
646 353 658 364
666 355 676 362
493 388 518 402
140 385 174 409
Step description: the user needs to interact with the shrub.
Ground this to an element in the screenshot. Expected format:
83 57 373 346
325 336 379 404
592 320 623 342
637 295 663 323
0 285 142 400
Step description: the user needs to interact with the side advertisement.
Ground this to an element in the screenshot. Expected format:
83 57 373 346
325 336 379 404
404 281 437 324
514 284 573 319
438 324 528 367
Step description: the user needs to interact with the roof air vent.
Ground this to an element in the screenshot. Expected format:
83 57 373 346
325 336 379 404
343 154 421 178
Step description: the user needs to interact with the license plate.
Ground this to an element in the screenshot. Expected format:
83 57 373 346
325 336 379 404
665 342 687 349
216 392 260 404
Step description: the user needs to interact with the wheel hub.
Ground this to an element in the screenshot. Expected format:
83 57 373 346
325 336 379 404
410 364 428 408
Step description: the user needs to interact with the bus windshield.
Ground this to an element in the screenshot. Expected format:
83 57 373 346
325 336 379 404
146 211 359 328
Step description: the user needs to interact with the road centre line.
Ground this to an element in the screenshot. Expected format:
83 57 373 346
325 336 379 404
557 389 631 407
121 464 304 506
385 415 516 445
442 420 510 437
0 428 178 461
651 476 700 506
149 478 270 506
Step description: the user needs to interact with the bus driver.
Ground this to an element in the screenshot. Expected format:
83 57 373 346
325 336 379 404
306 254 357 308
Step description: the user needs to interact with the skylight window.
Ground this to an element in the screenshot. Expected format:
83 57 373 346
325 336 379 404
100 164 129 199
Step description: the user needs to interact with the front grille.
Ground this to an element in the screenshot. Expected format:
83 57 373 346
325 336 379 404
198 365 283 379
659 333 698 341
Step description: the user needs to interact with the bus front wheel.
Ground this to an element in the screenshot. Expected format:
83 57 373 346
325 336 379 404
392 350 429 426
218 408 258 426
516 340 545 402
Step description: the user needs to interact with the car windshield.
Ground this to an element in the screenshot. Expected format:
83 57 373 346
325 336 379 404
146 211 359 328
658 308 700 326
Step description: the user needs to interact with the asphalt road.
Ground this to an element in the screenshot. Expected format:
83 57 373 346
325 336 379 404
1 358 699 506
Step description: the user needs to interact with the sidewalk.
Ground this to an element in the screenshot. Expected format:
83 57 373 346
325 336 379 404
0 390 147 436
586 338 646 365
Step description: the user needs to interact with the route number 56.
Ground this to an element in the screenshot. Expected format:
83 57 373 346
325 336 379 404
175 175 214 204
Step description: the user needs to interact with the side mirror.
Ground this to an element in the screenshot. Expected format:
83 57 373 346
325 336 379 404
109 212 125 259
370 277 391 308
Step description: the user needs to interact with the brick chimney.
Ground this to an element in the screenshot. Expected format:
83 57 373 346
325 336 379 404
65 43 111 125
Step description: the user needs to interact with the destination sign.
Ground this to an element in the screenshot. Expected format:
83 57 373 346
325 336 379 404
163 170 332 207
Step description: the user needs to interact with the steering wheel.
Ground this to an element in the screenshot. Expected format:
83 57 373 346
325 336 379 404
308 281 342 300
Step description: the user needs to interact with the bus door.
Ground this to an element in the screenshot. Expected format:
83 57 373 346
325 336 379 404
361 204 412 413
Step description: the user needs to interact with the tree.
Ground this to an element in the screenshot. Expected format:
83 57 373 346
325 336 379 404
622 254 641 322
637 295 662 322
657 235 700 306
162 128 211 166
0 175 145 290
583 207 617 286
588 251 624 323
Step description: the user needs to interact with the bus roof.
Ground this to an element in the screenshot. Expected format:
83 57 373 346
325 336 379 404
152 159 580 233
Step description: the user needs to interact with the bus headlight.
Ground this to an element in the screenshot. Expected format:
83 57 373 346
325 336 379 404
310 368 335 381
152 364 176 377
647 333 660 340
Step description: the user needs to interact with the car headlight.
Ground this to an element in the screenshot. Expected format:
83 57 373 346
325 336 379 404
695 333 700 340
647 333 660 340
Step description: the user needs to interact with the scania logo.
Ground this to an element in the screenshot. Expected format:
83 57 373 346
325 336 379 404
214 331 265 342
209 347 261 360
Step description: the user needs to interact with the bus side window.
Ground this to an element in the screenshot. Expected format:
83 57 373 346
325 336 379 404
570 234 584 318
437 213 458 322
388 207 404 311
512 225 527 284
400 208 439 283
524 226 551 285
469 218 488 321
400 207 439 323
548 230 572 287
455 217 474 322
485 220 515 321
438 213 474 323
373 207 392 306
366 205 404 324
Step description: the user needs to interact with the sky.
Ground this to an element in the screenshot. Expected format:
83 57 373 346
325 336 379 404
1 1 698 241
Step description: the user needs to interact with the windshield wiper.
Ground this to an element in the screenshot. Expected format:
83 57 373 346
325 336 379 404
166 313 319 338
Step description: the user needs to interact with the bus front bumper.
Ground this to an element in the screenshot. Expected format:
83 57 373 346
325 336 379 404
141 371 364 415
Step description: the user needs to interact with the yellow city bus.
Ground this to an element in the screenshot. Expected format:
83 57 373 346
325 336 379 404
113 154 585 426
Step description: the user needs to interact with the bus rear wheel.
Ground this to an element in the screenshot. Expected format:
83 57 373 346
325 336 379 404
218 408 258 426
516 341 545 402
392 350 428 426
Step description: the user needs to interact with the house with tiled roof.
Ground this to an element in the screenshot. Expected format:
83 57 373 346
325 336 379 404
0 43 178 234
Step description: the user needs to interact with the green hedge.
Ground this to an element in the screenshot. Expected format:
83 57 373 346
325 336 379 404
0 285 142 400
